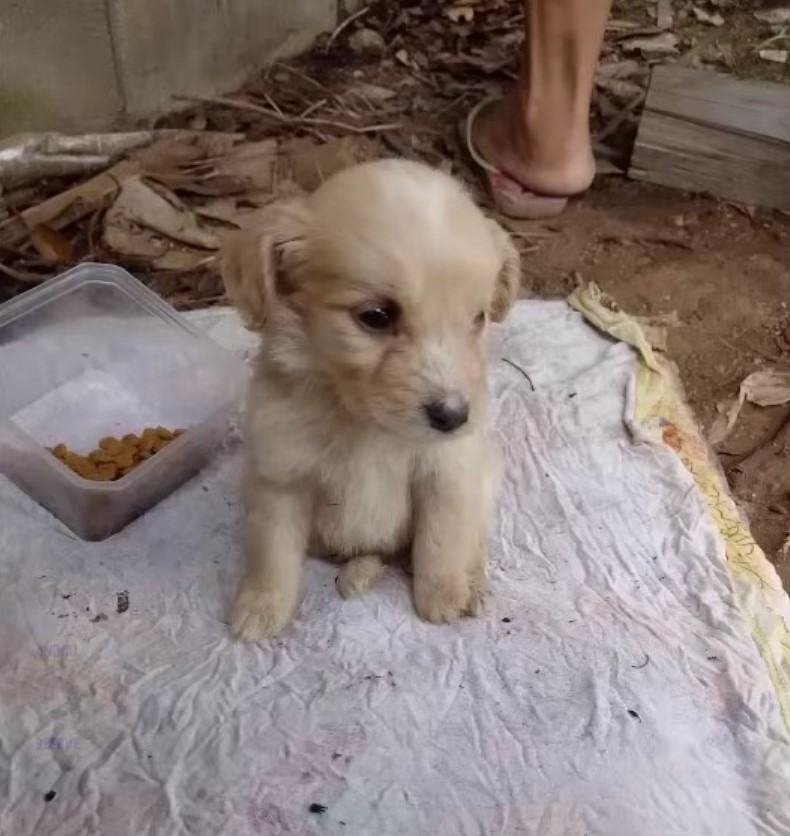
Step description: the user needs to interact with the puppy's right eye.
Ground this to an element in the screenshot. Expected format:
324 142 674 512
354 303 400 333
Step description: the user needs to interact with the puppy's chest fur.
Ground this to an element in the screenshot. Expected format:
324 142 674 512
311 437 413 556
248 392 413 556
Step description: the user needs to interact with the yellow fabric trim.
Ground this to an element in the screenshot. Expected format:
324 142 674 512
569 283 790 732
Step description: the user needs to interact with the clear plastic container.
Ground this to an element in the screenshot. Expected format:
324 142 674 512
0 263 247 540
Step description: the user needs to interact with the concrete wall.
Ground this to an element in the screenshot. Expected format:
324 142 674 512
0 0 345 138
0 0 122 134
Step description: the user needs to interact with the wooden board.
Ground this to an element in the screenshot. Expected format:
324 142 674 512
629 65 790 211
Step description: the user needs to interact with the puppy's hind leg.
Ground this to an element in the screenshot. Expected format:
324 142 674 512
336 555 385 599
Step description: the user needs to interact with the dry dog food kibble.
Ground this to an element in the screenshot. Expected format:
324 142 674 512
48 427 185 482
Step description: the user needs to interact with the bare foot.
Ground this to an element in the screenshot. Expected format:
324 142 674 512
471 92 596 199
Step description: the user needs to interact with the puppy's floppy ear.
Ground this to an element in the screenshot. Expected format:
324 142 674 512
488 221 521 323
220 198 310 329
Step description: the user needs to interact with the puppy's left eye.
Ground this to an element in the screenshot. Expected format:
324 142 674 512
474 311 486 328
355 303 400 333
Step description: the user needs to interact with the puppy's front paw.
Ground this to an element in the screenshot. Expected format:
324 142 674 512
413 572 473 623
231 583 296 641
465 564 487 618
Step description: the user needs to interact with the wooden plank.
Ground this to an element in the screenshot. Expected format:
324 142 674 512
629 66 790 211
645 65 790 143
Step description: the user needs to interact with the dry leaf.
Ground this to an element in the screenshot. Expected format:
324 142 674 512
348 28 386 54
103 219 212 271
188 113 208 132
692 7 725 26
146 139 277 198
436 50 511 73
622 32 679 55
29 224 75 263
0 160 140 248
201 139 277 191
633 311 681 352
709 369 790 445
753 8 790 25
277 136 377 192
595 60 642 80
131 133 242 172
445 5 474 23
657 0 674 30
759 49 789 64
606 19 643 32
194 198 241 226
395 49 412 66
106 177 219 250
346 83 397 104
594 77 644 104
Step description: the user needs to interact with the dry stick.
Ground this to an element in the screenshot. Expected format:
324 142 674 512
0 261 45 285
324 4 371 52
178 294 228 310
175 95 401 134
275 63 328 93
436 91 473 117
299 98 329 119
286 65 357 116
321 103 370 121
594 90 645 143
263 94 285 118
274 62 350 113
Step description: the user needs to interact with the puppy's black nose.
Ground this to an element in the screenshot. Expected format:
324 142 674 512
424 398 470 433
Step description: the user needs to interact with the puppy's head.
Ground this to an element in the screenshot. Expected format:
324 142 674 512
222 159 519 441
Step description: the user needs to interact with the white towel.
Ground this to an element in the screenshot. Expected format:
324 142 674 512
1 302 788 836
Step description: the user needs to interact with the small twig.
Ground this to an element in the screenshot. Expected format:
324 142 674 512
275 62 349 111
756 25 790 51
436 91 473 117
0 261 45 285
177 293 228 310
506 230 555 240
275 63 329 93
348 90 378 114
631 653 651 670
322 103 367 121
325 4 370 52
86 204 104 256
501 357 536 391
636 235 695 252
299 98 328 119
595 90 645 143
263 94 284 118
174 95 401 134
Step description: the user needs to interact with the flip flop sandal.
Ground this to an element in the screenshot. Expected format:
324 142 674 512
463 97 570 221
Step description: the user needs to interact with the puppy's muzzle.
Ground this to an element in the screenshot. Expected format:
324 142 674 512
423 395 470 434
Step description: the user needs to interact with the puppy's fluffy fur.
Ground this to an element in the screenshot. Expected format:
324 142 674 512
222 159 519 640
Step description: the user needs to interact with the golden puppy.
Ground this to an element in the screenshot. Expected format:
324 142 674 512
222 159 519 640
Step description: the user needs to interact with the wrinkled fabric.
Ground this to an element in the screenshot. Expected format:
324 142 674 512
1 302 788 836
